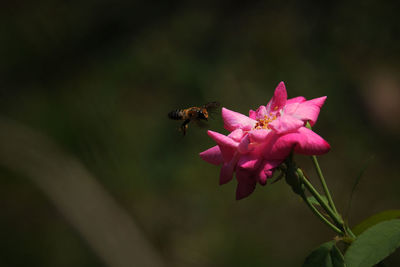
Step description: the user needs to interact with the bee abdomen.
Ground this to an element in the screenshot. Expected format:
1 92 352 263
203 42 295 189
168 109 184 120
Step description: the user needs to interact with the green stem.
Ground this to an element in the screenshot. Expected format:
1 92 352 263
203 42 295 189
345 226 357 239
305 122 338 215
296 168 344 229
311 156 338 214
301 192 344 235
311 155 338 215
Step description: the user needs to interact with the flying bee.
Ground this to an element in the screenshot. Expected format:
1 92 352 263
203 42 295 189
168 101 220 135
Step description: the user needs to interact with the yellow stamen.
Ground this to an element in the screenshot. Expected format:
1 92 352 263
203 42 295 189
254 114 277 130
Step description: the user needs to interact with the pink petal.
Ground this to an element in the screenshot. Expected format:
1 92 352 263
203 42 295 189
249 109 257 119
235 169 257 200
258 171 267 185
267 127 330 158
269 114 304 134
207 130 238 162
263 160 283 171
258 159 282 185
228 128 245 142
310 96 327 107
207 130 238 148
266 82 287 113
262 133 293 160
199 145 223 165
248 129 272 143
292 96 327 126
255 105 268 119
238 134 251 153
236 181 256 200
286 96 306 105
222 108 256 131
292 127 331 155
237 154 261 170
220 160 235 185
283 102 301 115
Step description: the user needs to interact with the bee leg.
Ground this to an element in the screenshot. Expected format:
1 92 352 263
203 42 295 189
181 119 190 135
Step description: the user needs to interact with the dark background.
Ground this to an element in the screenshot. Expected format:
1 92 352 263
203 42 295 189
1 1 399 266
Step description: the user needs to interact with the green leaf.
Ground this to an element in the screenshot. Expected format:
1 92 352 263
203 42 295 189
307 195 328 207
352 210 400 236
303 241 345 267
344 219 400 267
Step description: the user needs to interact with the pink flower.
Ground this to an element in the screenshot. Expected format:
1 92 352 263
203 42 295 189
199 82 330 200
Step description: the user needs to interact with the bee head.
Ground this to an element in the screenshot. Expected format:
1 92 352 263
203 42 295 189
199 108 209 120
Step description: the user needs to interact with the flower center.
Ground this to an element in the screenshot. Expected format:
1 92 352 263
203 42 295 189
254 114 277 130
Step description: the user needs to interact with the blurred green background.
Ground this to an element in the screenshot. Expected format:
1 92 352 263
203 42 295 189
1 1 400 266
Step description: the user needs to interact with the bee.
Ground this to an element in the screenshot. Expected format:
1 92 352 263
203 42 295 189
168 101 220 135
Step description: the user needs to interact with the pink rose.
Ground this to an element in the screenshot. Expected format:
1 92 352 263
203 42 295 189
200 82 330 199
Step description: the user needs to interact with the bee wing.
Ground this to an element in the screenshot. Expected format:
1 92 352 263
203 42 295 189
203 101 221 119
203 101 220 110
194 119 209 128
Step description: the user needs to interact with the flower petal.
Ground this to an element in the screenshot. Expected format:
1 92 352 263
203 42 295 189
258 170 267 185
262 133 293 160
249 109 257 119
286 96 306 105
238 134 251 153
292 127 331 155
258 159 282 185
220 160 235 185
269 114 304 134
236 169 257 200
267 127 330 157
283 102 301 115
255 105 268 119
266 82 287 113
228 128 244 142
292 96 327 126
199 145 223 165
236 181 256 200
222 107 256 131
207 130 238 162
248 129 272 143
237 154 261 170
207 130 238 148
